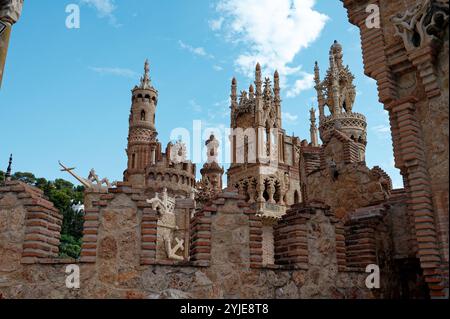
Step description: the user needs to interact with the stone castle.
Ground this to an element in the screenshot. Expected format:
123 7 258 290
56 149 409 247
0 0 448 299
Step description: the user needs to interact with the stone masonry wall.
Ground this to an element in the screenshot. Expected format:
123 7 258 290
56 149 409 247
341 0 449 298
0 186 375 299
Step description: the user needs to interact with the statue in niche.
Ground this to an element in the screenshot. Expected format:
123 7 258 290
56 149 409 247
147 188 185 261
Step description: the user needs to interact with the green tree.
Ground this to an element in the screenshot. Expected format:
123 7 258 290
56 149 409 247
0 170 4 183
12 172 36 185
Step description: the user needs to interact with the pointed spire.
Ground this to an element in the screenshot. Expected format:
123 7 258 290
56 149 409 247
329 51 340 115
140 59 152 89
5 154 12 182
263 77 272 98
273 70 280 96
314 61 320 85
255 63 262 96
314 61 325 120
309 108 319 147
231 77 237 106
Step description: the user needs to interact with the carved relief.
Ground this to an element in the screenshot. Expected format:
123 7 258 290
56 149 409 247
392 0 449 52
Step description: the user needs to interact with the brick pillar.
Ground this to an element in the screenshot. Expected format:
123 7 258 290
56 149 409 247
335 221 347 272
190 210 212 266
274 204 310 269
140 208 158 265
389 98 444 297
0 181 62 263
21 191 62 262
80 207 100 263
344 212 381 271
247 208 263 268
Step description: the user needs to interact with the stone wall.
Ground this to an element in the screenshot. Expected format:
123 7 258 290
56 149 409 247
0 185 378 299
341 0 449 298
306 162 390 219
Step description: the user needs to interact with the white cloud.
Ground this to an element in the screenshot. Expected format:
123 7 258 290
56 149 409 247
282 112 299 123
179 40 214 59
89 66 138 78
80 0 119 25
213 65 224 71
286 72 315 97
372 125 391 137
209 17 224 31
212 0 328 81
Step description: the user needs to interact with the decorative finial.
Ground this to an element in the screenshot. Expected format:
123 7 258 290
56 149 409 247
310 107 316 123
140 59 151 89
5 154 12 181
274 70 279 78
255 63 262 96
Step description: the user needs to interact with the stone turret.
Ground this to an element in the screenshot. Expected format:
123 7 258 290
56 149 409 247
124 60 196 197
125 59 159 186
200 134 224 193
315 41 367 162
227 63 302 218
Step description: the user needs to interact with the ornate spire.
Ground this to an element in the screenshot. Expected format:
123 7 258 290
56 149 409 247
139 59 152 89
5 154 12 182
314 61 325 119
273 70 280 100
309 108 318 147
263 77 272 98
231 77 237 106
255 63 262 96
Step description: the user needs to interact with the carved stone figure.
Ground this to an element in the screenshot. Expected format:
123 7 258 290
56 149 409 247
59 161 115 192
392 0 449 52
147 189 185 261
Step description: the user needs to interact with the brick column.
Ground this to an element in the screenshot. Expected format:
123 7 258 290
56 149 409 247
274 204 310 269
246 207 263 269
344 209 382 271
335 221 347 272
140 208 158 265
190 210 212 266
388 98 444 296
80 207 100 263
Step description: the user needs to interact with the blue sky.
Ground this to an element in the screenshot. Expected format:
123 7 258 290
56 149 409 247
0 0 402 188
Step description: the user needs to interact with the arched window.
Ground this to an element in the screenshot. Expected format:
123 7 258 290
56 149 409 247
294 190 300 204
140 110 146 121
131 153 136 169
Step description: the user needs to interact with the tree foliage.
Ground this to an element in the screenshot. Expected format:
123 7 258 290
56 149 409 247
2 171 85 258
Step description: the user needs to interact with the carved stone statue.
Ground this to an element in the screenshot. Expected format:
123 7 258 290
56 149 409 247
59 161 116 192
147 189 185 261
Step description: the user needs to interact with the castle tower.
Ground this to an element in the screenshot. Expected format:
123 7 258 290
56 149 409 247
315 41 367 163
124 59 159 186
227 63 302 219
200 134 224 193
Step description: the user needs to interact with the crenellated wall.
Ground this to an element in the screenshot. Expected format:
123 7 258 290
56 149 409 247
0 184 388 299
